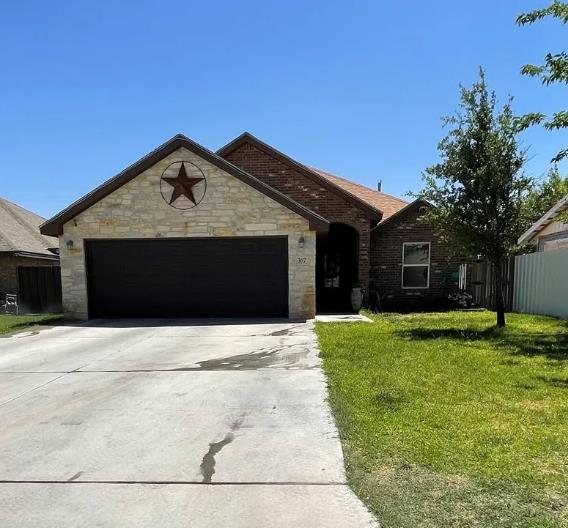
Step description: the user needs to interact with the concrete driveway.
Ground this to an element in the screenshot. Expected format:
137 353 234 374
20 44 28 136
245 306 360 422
0 319 376 527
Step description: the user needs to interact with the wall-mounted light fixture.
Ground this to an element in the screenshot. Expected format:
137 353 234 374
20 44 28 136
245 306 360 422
66 240 74 250
298 236 305 249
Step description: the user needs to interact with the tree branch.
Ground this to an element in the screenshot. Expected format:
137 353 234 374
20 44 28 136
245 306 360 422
516 1 568 25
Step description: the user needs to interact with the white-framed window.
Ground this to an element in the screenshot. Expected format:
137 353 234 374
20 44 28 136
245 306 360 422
401 242 430 289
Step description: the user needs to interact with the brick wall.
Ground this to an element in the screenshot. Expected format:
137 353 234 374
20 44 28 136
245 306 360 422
60 146 316 320
223 142 372 287
0 255 59 300
370 204 464 310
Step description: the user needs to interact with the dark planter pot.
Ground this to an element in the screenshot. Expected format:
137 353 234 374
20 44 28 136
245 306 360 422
350 287 363 311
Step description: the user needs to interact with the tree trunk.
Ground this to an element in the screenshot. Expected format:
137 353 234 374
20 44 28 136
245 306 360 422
493 259 506 328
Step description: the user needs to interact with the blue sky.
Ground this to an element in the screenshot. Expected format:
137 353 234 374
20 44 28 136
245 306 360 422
1 0 566 218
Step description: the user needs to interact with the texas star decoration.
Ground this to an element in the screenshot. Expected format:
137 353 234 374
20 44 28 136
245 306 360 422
162 162 205 205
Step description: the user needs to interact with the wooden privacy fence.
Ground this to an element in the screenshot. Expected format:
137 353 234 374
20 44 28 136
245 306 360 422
513 249 568 318
17 266 62 314
471 257 515 311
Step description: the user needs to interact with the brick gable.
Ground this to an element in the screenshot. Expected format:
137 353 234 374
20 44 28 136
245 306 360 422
222 141 373 287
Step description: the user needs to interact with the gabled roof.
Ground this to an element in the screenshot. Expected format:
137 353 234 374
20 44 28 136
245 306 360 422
40 134 329 236
217 132 384 220
518 194 568 245
371 199 432 230
308 167 408 221
0 197 58 258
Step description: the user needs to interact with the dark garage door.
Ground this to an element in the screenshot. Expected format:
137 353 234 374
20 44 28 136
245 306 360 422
86 237 288 318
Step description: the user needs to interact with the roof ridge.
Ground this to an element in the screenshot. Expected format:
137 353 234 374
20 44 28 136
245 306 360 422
41 135 188 233
374 198 431 228
217 132 383 218
41 134 330 236
308 166 408 204
0 199 18 251
518 193 568 245
0 197 53 251
3 198 52 247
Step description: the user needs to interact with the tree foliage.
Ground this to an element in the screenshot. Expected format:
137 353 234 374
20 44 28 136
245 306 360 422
522 166 568 225
516 1 568 162
420 70 532 326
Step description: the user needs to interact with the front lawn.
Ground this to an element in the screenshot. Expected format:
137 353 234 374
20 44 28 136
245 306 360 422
0 313 62 336
316 311 568 528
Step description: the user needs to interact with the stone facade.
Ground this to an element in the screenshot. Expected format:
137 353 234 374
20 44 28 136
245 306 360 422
0 255 59 301
60 147 316 320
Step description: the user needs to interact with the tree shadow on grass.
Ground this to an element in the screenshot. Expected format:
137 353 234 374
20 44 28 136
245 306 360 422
396 322 568 361
535 375 568 389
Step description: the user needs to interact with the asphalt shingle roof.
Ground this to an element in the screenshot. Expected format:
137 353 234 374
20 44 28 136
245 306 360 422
308 167 408 221
0 197 58 256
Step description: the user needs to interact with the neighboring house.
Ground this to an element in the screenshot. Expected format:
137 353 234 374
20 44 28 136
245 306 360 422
518 194 568 252
514 194 568 319
0 197 61 313
41 133 466 319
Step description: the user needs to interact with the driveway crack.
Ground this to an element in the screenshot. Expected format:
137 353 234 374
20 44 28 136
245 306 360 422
0 363 91 409
199 433 234 483
199 416 245 483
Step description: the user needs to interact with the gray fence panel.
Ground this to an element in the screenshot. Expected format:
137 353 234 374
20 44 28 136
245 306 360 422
513 249 568 318
471 258 514 311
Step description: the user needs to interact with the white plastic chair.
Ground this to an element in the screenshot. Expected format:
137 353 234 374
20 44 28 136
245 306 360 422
4 294 18 315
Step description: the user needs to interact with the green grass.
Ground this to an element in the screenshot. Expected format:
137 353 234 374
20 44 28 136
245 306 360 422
316 311 568 528
0 313 63 336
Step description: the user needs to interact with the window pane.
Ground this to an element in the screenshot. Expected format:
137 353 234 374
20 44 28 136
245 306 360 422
403 243 430 264
403 266 428 288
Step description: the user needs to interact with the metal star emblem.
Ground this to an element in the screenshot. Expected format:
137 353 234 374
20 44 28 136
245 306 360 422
162 162 205 205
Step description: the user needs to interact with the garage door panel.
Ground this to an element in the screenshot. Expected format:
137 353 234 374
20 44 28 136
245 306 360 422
86 238 288 318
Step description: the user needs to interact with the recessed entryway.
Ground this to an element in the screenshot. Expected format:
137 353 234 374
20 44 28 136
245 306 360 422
316 223 359 313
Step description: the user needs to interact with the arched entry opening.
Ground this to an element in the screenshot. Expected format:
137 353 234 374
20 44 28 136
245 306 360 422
316 223 359 313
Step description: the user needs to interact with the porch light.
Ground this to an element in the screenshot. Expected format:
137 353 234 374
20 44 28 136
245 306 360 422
66 240 74 250
298 236 305 248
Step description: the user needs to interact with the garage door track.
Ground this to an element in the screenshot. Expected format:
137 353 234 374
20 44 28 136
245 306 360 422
0 319 376 527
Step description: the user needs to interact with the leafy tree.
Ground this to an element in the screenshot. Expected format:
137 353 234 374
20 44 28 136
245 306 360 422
516 1 568 162
420 70 532 327
522 166 568 225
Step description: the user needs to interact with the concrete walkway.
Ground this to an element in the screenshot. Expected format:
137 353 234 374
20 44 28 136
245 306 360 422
315 313 373 323
0 319 377 527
